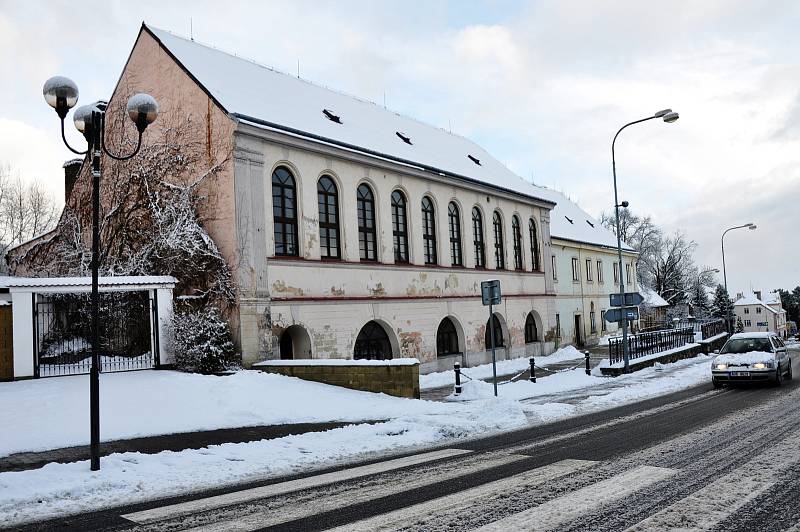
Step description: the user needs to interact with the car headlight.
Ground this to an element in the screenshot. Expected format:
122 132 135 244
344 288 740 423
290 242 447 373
714 363 727 371
752 361 774 369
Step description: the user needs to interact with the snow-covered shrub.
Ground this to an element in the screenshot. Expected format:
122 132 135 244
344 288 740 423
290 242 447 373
171 306 238 374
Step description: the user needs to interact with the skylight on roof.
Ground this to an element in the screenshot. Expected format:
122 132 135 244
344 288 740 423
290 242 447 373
565 216 574 224
467 155 481 165
586 220 595 228
322 109 342 123
396 131 412 145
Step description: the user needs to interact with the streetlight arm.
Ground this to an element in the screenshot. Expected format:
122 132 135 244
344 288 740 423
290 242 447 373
612 116 658 154
101 128 143 161
60 118 88 156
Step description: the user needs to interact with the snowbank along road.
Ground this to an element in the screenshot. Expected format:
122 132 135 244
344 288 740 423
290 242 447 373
18 354 800 531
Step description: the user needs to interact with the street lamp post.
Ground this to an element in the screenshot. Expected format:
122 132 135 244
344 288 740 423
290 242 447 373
612 108 679 372
721 223 757 333
43 76 158 471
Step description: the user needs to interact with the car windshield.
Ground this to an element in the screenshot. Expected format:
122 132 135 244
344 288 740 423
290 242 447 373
721 338 773 354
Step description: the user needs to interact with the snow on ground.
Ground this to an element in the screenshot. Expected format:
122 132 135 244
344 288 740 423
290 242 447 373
0 370 474 458
420 345 585 390
0 353 713 525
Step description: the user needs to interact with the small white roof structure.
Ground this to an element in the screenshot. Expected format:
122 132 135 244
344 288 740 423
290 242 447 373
641 287 669 308
0 276 177 293
144 25 631 252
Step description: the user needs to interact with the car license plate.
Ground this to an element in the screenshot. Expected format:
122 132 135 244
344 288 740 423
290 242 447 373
730 371 750 377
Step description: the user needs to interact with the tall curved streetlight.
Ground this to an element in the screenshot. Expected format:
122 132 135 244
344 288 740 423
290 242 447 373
43 76 159 471
721 223 757 333
612 109 679 372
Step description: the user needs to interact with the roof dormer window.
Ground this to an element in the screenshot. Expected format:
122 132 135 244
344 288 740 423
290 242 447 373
396 131 412 145
565 216 574 224
586 220 595 228
467 154 481 165
322 109 342 123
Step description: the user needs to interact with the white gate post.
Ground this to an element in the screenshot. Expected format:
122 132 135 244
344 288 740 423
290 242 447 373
11 291 35 378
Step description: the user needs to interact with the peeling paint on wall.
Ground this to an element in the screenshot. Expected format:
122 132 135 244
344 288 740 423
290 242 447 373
368 282 386 296
399 330 423 358
312 324 340 358
272 280 305 296
330 285 345 296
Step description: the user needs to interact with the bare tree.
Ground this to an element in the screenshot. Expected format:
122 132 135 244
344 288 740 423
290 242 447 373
639 230 698 307
0 165 60 273
599 207 662 287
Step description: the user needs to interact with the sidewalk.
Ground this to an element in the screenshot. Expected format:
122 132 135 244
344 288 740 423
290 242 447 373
0 421 381 473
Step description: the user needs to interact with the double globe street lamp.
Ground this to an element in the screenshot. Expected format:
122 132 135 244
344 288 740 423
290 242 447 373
43 75 159 471
612 108 679 372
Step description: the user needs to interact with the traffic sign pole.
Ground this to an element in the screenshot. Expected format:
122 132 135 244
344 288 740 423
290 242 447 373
489 301 498 397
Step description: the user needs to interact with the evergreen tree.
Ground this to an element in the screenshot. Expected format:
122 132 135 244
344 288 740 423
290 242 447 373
735 316 744 333
711 284 734 321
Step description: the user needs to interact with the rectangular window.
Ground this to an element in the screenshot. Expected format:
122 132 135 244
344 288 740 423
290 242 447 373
745 319 752 327
555 314 561 338
552 255 557 280
571 257 580 282
756 307 762 314
585 259 593 282
626 263 632 284
597 260 604 283
744 308 749 314
613 263 620 284
590 310 596 333
601 310 607 331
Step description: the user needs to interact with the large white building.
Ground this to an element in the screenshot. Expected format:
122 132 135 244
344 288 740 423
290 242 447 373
13 24 636 373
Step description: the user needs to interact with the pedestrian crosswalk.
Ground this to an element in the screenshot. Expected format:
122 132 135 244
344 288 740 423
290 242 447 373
121 435 800 532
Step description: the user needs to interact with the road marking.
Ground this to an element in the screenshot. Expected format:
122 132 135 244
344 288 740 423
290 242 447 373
121 448 472 524
626 427 800 531
181 453 531 531
326 459 598 532
475 465 677 532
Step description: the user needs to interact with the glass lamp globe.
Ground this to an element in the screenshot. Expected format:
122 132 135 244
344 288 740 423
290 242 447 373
43 76 79 117
126 93 159 132
73 104 98 135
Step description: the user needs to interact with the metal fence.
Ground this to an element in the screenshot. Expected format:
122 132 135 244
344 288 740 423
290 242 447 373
34 291 157 377
700 319 726 339
608 326 695 365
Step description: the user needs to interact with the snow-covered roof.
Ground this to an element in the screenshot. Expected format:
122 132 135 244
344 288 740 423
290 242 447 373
144 25 631 251
641 287 669 307
763 291 781 305
733 293 778 314
0 276 177 290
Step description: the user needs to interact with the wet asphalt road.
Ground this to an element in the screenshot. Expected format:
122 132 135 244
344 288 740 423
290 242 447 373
15 350 800 532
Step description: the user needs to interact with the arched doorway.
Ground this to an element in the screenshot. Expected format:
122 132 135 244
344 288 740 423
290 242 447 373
279 325 312 359
485 314 505 349
436 317 462 356
354 321 393 360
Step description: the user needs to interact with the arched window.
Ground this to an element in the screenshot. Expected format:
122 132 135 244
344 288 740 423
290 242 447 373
448 202 463 266
354 321 393 360
317 176 340 259
472 207 485 268
436 317 461 356
590 302 597 333
357 184 377 261
493 211 505 269
524 313 538 343
272 166 298 256
485 314 505 348
529 218 541 271
512 215 523 270
391 190 409 263
421 196 437 265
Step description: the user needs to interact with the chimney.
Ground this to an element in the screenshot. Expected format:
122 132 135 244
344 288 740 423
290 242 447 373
63 158 82 202
754 290 762 301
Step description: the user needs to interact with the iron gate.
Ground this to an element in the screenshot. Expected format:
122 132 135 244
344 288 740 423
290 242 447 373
34 290 158 377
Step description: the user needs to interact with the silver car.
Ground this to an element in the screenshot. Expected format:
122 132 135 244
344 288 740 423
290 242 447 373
711 332 792 388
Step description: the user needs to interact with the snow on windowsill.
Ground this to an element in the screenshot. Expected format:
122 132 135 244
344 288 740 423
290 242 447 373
254 358 420 367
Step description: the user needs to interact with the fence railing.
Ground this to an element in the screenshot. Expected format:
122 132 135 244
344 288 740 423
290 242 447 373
700 319 726 340
608 326 695 365
34 291 156 377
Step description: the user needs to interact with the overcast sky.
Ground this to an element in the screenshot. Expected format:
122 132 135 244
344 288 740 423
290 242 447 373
2 0 798 294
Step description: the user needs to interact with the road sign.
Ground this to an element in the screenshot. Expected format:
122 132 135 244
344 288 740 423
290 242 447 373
481 280 501 306
609 292 645 307
604 306 639 323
